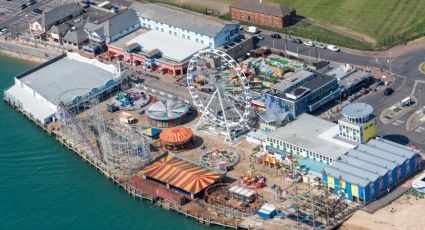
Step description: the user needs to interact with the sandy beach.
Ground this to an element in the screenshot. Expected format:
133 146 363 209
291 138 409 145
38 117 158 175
342 190 425 230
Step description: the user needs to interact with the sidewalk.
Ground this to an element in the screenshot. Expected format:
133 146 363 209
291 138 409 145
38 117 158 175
0 37 61 62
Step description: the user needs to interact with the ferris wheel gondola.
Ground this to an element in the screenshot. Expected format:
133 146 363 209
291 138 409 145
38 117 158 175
187 49 252 141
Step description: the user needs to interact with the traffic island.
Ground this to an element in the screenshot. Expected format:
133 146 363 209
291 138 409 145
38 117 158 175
406 109 425 131
380 97 417 125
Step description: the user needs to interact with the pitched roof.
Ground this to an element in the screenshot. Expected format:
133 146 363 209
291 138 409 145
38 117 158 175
138 153 224 194
131 3 235 37
104 9 140 37
47 23 70 37
62 28 88 44
85 9 140 38
36 4 82 27
230 0 294 17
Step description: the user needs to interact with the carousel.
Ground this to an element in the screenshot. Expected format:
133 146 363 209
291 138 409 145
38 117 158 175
199 147 240 171
146 99 190 128
159 126 194 151
240 164 266 189
112 89 150 110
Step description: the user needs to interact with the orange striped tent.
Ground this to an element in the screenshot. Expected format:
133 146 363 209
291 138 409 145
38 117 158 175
159 127 194 151
139 154 224 196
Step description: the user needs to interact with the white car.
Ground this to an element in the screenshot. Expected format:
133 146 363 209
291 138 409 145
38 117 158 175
327 45 340 52
0 28 7 36
256 34 264 40
315 43 326 49
303 41 314 46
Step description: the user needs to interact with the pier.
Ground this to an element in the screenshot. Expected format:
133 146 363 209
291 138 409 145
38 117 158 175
3 97 243 230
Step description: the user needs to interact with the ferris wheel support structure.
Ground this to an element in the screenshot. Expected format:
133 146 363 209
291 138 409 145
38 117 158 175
188 49 252 141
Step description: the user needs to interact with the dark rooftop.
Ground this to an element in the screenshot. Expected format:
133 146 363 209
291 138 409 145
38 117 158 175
302 74 335 92
230 0 295 17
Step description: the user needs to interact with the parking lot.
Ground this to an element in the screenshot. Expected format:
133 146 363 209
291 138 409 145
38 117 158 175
0 0 74 35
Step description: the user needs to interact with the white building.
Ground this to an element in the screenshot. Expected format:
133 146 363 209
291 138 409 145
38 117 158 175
130 3 240 48
4 53 124 124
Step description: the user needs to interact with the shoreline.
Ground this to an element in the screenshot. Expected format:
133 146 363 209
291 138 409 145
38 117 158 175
0 39 61 63
0 48 47 63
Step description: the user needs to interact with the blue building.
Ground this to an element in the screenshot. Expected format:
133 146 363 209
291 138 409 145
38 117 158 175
323 138 420 203
265 70 341 118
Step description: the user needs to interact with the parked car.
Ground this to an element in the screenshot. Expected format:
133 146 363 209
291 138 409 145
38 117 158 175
292 38 302 44
384 87 394 96
256 34 264 40
246 26 258 33
33 8 43 14
303 41 314 46
270 33 281 39
20 4 27 10
0 28 7 36
327 45 340 52
315 43 326 49
28 0 36 5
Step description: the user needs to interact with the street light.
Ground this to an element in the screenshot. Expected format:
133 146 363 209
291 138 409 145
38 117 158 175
387 51 395 74
419 89 423 115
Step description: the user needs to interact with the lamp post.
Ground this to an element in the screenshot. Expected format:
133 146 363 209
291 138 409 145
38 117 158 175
419 89 423 115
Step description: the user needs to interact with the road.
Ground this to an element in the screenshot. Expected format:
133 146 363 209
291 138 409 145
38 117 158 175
0 0 68 35
256 34 425 81
251 31 425 150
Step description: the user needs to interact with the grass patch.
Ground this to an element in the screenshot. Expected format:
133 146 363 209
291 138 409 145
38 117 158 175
140 0 425 50
227 16 372 50
253 0 425 49
145 0 222 16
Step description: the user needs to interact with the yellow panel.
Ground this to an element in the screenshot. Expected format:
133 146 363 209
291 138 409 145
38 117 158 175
341 181 346 189
352 184 359 197
362 119 377 143
328 176 334 189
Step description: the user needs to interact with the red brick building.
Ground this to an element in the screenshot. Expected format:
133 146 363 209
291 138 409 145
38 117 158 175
230 0 296 29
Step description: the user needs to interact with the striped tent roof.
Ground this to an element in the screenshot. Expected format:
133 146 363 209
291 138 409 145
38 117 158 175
160 126 193 145
139 154 223 194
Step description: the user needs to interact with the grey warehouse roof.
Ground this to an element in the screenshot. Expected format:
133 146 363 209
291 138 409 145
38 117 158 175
324 138 418 187
342 102 373 119
268 113 352 159
18 53 118 105
131 3 234 37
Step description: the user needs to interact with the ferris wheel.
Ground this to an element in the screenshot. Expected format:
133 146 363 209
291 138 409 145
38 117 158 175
187 49 251 141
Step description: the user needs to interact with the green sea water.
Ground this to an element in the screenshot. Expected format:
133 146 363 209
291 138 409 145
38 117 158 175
0 53 214 230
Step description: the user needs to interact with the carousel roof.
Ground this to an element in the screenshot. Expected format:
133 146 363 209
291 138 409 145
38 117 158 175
147 99 189 121
139 154 224 194
160 126 193 145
